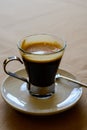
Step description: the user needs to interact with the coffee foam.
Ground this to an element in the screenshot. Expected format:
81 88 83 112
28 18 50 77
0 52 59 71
22 51 63 63
21 40 64 62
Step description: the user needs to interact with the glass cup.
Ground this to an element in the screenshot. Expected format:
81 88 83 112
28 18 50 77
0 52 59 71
3 34 66 98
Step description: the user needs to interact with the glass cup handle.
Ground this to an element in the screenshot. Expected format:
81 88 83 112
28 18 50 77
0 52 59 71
3 56 28 83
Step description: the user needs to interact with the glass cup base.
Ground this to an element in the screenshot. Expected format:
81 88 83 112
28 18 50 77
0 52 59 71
27 83 55 98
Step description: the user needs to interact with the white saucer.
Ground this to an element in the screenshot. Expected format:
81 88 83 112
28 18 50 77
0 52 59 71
1 69 82 116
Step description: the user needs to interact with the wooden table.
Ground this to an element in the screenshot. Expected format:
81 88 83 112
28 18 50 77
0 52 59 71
0 0 87 130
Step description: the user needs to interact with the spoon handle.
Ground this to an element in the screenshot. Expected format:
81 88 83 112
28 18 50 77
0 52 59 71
58 74 87 88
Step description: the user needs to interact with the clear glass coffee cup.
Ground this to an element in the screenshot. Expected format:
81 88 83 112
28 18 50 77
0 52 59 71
3 34 66 98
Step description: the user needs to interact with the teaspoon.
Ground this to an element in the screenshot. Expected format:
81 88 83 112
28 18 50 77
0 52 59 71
56 74 87 88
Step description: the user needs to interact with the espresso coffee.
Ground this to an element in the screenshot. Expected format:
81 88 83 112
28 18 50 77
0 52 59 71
4 34 66 97
21 41 63 87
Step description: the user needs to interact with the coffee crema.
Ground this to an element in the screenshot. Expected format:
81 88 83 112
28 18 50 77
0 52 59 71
21 41 63 63
22 41 62 53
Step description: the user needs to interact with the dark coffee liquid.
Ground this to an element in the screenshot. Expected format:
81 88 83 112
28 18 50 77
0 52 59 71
21 42 63 87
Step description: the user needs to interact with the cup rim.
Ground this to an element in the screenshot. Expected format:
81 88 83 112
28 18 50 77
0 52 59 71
17 34 66 55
